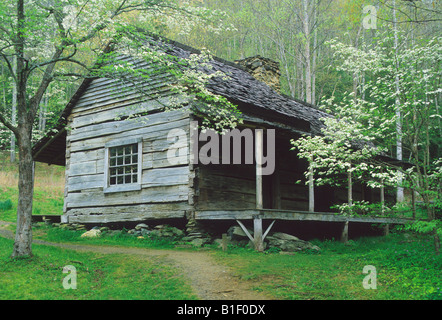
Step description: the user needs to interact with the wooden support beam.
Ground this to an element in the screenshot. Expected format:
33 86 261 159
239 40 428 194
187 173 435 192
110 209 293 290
263 220 276 241
348 169 353 209
236 218 276 252
236 219 254 243
380 181 385 215
384 224 390 236
222 233 228 251
309 159 314 212
341 220 349 243
255 129 263 210
254 217 264 252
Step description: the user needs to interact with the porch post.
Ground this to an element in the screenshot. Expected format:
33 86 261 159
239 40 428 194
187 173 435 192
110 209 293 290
253 216 264 251
348 164 353 214
380 182 385 214
308 156 314 212
255 129 263 210
341 220 349 243
255 129 264 251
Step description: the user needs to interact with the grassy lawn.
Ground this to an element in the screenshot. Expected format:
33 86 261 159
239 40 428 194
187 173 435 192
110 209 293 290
1 218 441 300
211 234 442 300
1 152 441 300
0 155 64 222
18 223 441 300
0 235 197 300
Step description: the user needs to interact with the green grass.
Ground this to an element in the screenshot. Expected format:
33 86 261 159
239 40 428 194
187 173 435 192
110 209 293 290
0 235 197 300
1 151 65 222
35 223 186 250
30 223 442 300
0 187 64 222
1 152 441 300
211 233 442 300
2 222 441 300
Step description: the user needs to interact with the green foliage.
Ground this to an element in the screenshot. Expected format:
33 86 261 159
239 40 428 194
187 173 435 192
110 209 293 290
404 220 442 238
0 199 12 212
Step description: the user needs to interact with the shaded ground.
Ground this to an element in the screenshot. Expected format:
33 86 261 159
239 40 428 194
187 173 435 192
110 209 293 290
0 222 271 300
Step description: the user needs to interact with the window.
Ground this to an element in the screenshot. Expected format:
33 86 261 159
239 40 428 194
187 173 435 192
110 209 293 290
109 143 139 185
104 138 142 193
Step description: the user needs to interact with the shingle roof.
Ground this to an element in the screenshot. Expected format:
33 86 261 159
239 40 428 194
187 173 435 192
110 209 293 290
32 32 331 165
142 34 331 136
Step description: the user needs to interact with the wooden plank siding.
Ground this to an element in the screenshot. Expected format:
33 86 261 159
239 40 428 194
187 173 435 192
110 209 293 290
63 62 193 223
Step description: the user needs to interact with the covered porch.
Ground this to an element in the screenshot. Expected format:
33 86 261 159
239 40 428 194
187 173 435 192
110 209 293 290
194 208 414 250
193 128 413 251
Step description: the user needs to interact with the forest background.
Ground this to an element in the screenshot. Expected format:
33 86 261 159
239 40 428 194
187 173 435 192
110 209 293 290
0 0 440 254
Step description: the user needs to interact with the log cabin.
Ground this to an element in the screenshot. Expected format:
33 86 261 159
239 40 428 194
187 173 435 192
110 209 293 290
32 33 411 250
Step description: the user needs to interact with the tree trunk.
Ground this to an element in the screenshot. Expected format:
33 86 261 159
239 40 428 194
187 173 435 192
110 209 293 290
303 0 312 105
393 0 404 203
11 0 34 258
11 125 35 258
433 229 440 256
11 57 17 163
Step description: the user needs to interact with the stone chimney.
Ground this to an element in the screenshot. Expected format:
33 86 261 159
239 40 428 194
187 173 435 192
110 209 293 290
235 55 281 93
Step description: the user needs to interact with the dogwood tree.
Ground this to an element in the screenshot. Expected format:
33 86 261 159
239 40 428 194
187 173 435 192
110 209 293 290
0 0 238 258
292 36 441 254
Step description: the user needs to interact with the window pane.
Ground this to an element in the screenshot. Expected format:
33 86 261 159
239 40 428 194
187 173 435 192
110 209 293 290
107 143 140 186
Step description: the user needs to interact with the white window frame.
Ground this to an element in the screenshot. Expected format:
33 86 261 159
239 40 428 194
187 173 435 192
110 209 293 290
103 137 143 193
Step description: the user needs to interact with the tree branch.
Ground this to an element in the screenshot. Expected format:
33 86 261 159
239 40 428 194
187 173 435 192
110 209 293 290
0 52 17 84
0 112 18 137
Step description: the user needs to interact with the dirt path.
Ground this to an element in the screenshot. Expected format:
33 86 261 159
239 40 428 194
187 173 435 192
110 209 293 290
0 222 272 300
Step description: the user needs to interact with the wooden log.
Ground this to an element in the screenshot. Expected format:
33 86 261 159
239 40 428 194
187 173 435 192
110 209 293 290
70 109 189 142
67 210 185 224
66 184 189 208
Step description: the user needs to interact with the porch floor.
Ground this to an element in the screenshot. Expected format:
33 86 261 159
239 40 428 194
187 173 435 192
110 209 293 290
194 209 414 225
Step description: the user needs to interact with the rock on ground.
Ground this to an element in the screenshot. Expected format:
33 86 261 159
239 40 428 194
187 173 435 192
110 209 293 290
80 229 102 238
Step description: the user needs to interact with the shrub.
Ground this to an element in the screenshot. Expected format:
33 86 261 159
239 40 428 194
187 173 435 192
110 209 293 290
0 199 12 211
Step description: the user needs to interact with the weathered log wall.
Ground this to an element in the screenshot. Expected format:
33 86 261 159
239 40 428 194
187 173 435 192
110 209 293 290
63 62 192 223
193 134 311 212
